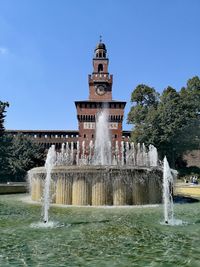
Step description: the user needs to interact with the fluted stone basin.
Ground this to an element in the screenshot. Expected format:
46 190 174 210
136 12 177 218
29 165 163 206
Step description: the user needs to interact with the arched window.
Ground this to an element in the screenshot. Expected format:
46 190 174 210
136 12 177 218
98 64 103 72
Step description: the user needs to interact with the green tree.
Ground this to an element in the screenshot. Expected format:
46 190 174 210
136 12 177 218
7 134 45 182
0 101 9 134
127 84 161 145
0 101 45 182
0 101 10 182
127 77 200 168
127 84 159 124
0 134 13 182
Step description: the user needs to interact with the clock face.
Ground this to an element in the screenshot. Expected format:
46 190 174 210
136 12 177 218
96 85 106 95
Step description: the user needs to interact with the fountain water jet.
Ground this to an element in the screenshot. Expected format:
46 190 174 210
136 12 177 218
93 110 111 165
43 145 56 223
163 156 174 224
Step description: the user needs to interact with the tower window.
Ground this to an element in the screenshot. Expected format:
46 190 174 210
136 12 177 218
99 52 102 57
98 64 103 72
84 134 86 138
103 52 106 58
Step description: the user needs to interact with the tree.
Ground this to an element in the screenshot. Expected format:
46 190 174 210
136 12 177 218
127 84 161 146
7 134 45 182
127 84 159 125
127 77 200 168
0 101 9 135
0 134 13 182
0 101 10 182
0 134 45 182
0 101 45 182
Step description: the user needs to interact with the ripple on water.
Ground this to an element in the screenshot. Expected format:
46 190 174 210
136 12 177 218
30 221 67 229
160 218 188 226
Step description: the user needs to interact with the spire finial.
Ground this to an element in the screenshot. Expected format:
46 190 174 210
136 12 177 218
99 35 102 43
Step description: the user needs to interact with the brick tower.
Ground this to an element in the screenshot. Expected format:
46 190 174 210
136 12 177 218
75 40 126 154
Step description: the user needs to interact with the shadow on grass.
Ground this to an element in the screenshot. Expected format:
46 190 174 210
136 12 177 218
173 195 199 204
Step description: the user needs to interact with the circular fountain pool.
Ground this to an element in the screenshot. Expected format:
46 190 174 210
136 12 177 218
29 165 163 206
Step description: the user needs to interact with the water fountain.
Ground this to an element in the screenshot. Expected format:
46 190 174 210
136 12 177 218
29 110 163 206
93 109 111 165
163 156 174 224
162 156 185 226
42 145 57 223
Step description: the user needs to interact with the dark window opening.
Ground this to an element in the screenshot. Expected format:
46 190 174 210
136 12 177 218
92 134 94 138
84 134 86 138
98 64 103 72
115 134 117 139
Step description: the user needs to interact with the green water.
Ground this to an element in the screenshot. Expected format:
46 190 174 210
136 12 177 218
0 194 200 267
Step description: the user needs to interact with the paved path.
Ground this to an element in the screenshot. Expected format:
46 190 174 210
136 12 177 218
175 182 200 198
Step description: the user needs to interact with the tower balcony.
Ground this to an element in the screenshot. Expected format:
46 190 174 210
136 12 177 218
88 74 113 84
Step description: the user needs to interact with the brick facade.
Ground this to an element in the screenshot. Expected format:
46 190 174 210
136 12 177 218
75 101 126 149
6 130 79 150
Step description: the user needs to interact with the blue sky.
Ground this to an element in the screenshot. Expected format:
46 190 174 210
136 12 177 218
0 0 200 131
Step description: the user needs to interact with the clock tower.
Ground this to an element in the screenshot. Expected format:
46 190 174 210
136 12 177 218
89 41 113 101
75 40 126 155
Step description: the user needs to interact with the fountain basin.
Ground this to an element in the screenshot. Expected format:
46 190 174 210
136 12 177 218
29 165 163 206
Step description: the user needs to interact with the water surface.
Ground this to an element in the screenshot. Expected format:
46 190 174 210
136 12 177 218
0 194 200 266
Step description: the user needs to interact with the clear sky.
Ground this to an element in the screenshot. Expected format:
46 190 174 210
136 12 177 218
0 0 200 131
